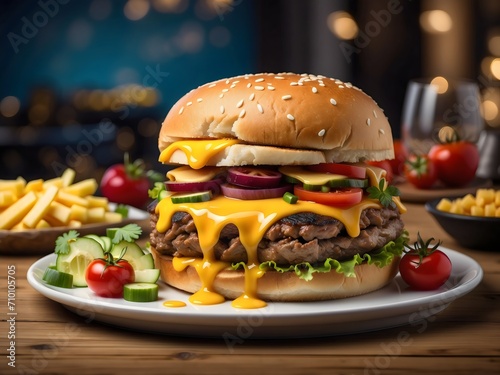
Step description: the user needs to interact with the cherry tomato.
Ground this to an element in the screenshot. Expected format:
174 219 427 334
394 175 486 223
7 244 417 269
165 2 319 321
86 256 135 298
308 163 366 179
388 140 407 176
100 154 158 208
294 186 363 207
399 234 452 291
428 141 479 187
367 160 393 183
404 155 438 189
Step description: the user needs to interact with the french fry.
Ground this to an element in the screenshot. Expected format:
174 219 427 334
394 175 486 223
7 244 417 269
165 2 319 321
437 189 500 218
0 169 125 231
63 179 98 197
23 185 59 228
0 191 37 229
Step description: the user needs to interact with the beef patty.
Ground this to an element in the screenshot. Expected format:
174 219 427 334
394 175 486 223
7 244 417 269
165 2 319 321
149 205 404 266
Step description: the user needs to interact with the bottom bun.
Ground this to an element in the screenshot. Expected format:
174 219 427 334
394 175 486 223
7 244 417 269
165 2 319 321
152 249 400 302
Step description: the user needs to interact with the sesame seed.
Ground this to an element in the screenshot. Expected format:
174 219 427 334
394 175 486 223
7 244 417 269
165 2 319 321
247 83 252 88
197 98 203 103
319 83 325 87
230 84 236 89
187 101 192 106
255 86 265 91
282 95 292 100
209 83 216 88
330 98 337 105
312 87 318 93
255 78 265 82
274 76 285 80
219 93 224 98
179 106 184 115
268 86 275 91
379 129 385 135
220 105 225 114
298 82 303 86
287 114 295 121
373 110 378 118
222 88 229 93
239 109 246 118
338 85 344 89
318 129 325 137
225 79 230 84
366 118 371 126
233 80 240 84
237 99 244 108
257 103 264 113
290 82 298 86
249 93 255 101
346 82 353 88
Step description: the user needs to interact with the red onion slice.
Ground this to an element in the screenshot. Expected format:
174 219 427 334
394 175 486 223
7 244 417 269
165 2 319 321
221 183 293 200
165 178 223 195
227 167 282 188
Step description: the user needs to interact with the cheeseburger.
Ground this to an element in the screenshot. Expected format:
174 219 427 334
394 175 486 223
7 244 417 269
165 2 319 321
149 72 406 309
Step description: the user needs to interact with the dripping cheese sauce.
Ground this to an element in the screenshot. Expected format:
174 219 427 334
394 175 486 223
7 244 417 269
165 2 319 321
156 139 406 309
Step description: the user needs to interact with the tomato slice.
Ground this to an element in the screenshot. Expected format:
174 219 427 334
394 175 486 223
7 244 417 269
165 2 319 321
294 186 363 207
308 163 366 179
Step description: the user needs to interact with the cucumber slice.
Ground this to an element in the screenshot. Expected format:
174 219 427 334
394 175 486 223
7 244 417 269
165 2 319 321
42 267 73 288
56 238 104 287
100 236 112 252
110 241 145 270
329 178 369 188
123 283 159 302
134 269 160 283
171 191 212 204
84 234 105 250
136 253 155 270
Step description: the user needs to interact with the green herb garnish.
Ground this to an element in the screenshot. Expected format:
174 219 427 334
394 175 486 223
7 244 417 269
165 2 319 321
54 230 79 255
367 178 400 208
148 182 165 199
106 223 142 244
114 204 129 218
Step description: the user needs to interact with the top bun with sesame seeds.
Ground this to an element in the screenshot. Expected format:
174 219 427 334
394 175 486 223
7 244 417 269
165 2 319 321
158 72 394 165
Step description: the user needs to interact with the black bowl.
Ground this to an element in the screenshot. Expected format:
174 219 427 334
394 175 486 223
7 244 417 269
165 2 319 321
425 198 500 250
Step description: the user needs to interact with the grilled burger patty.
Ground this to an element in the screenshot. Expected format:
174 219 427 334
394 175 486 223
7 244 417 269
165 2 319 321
149 205 404 266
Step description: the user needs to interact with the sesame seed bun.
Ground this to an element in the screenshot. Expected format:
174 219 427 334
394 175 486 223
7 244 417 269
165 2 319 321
159 72 394 164
151 250 401 302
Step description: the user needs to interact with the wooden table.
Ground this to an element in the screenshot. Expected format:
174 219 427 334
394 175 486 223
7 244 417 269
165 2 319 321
1 202 499 375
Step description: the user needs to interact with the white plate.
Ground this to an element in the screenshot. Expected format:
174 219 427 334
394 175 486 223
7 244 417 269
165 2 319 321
27 247 482 339
0 204 149 255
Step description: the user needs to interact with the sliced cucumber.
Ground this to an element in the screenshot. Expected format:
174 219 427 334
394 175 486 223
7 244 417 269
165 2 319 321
100 236 112 252
123 283 159 302
110 241 145 270
329 178 369 188
134 269 160 283
42 267 73 288
171 191 212 204
136 253 155 270
56 238 104 287
84 234 105 250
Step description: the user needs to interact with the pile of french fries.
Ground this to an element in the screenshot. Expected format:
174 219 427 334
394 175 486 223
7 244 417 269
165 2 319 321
437 189 500 217
0 169 123 230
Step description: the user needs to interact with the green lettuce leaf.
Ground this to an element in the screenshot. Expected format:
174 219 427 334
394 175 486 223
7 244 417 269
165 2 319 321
232 232 408 281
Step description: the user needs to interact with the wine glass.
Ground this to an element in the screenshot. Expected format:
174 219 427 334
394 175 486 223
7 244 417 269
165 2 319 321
401 78 484 156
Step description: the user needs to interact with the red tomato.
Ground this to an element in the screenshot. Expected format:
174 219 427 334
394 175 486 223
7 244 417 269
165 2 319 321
389 140 407 176
86 258 135 298
399 234 452 291
404 155 438 189
367 160 393 183
101 164 150 208
399 249 451 291
294 186 363 207
428 141 479 187
308 163 366 179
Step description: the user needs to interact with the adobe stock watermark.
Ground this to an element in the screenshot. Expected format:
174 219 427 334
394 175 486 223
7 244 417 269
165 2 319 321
213 0 243 21
363 277 463 375
50 64 169 175
339 0 406 64
7 0 71 54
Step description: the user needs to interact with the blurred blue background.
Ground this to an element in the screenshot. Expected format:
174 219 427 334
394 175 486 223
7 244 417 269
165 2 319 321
1 0 499 181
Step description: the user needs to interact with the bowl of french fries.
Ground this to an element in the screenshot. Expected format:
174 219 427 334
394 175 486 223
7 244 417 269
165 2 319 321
0 169 149 255
425 189 500 250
